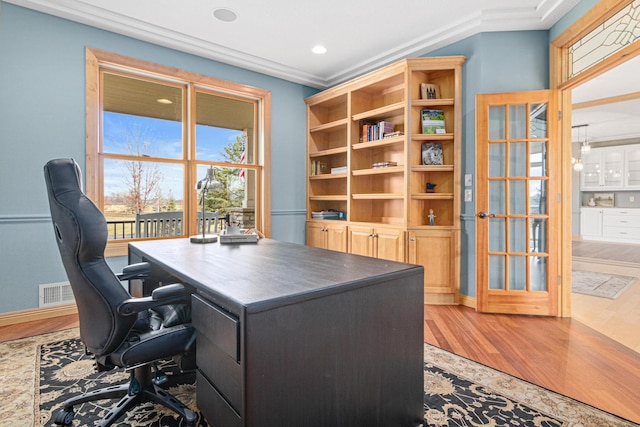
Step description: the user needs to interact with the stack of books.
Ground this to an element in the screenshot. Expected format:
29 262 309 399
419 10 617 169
331 166 347 174
312 210 343 220
383 131 404 139
372 161 398 168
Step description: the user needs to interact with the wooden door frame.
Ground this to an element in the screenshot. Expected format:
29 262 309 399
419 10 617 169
551 0 640 317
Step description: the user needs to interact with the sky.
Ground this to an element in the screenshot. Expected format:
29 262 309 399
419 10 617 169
103 112 242 199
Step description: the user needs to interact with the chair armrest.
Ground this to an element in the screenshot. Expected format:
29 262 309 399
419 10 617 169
116 262 151 281
151 283 189 299
117 283 191 316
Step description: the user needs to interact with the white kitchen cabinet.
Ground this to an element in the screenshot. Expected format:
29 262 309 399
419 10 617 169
580 207 603 239
602 209 640 241
625 145 640 188
580 208 640 243
580 147 624 191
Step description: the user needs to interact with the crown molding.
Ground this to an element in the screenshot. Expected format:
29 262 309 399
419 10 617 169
5 0 580 89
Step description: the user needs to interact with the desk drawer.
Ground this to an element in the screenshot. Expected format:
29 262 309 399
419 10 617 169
192 294 239 362
196 333 243 413
197 371 242 427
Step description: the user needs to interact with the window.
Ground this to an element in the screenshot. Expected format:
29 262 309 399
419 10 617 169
86 48 271 256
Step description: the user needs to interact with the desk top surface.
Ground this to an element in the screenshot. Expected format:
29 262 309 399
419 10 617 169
129 238 422 313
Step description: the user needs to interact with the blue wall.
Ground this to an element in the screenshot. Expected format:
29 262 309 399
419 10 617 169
0 2 316 313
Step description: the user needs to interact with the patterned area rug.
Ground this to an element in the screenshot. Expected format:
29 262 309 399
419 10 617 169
572 269 636 299
0 329 637 426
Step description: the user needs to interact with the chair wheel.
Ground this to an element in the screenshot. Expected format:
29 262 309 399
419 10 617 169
52 410 74 426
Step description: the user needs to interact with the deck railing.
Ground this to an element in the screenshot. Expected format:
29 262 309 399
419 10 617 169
106 211 221 240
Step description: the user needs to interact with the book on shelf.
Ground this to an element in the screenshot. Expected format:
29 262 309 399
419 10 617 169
312 210 344 220
421 109 445 134
360 120 395 142
420 83 440 100
372 161 398 168
421 142 443 165
383 131 404 139
331 166 347 174
310 160 327 176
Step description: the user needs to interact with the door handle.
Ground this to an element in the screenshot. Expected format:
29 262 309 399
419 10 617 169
478 211 496 219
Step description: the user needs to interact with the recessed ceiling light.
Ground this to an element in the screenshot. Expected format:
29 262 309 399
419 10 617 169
157 98 173 104
213 8 238 22
312 45 327 55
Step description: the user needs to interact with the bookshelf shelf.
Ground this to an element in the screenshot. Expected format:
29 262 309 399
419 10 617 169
411 98 455 108
352 193 404 200
352 102 405 122
352 166 404 176
309 118 348 133
411 133 455 142
309 195 348 201
352 135 404 150
411 165 454 172
305 57 465 304
309 147 348 157
309 173 347 180
411 193 454 200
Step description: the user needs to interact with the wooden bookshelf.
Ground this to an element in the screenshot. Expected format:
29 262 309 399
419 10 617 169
305 57 465 303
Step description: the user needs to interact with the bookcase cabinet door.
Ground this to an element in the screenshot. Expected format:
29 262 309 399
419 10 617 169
349 225 405 262
408 229 459 304
376 227 405 262
326 222 348 252
306 222 347 252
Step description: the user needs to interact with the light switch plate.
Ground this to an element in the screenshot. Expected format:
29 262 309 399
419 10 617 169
464 189 473 202
464 174 473 187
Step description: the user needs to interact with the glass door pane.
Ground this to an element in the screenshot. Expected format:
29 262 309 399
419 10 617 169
486 100 550 293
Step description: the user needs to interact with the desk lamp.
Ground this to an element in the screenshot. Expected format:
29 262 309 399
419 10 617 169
190 166 218 243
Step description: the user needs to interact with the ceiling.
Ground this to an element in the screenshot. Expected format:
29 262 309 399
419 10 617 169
9 0 638 141
6 0 580 88
572 55 640 143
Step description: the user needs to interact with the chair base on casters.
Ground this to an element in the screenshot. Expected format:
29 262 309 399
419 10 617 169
52 365 197 427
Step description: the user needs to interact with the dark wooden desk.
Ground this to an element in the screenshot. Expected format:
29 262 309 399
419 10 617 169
129 238 424 427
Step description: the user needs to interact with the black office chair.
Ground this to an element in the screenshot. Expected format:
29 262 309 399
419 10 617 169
43 158 198 427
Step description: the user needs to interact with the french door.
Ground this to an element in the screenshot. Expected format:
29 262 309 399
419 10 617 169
476 90 559 315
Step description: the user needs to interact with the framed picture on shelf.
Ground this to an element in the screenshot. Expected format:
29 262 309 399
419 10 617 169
420 83 440 99
422 143 443 165
594 193 614 207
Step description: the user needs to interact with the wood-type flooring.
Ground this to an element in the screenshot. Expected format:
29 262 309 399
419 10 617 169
1 304 639 424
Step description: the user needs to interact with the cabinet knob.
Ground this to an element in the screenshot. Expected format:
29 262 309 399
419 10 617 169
410 237 416 241
370 233 377 238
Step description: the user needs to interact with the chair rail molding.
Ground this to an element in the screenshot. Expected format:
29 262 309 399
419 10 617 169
0 214 51 224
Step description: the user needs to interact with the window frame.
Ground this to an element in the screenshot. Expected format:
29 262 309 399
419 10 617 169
86 47 271 257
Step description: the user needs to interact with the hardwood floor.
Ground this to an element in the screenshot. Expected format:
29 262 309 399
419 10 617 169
572 239 640 353
573 239 640 265
0 313 79 342
2 307 639 424
424 305 640 424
